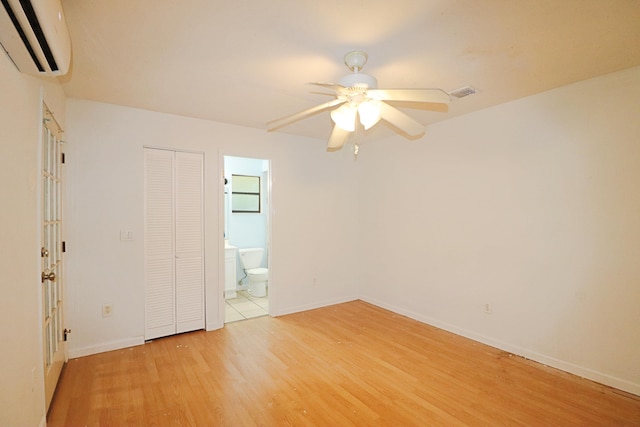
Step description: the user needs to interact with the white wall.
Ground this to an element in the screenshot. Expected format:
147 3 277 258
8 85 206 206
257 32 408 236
0 54 66 425
358 67 640 395
64 99 361 357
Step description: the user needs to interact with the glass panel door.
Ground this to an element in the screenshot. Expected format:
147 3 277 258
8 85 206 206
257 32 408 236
41 104 65 410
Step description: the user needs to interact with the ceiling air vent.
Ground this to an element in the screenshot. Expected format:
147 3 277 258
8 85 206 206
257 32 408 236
450 86 477 99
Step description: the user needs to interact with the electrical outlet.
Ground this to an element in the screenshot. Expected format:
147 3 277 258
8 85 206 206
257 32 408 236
483 303 493 314
102 303 113 317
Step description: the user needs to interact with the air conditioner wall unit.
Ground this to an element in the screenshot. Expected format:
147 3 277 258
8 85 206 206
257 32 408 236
0 0 71 76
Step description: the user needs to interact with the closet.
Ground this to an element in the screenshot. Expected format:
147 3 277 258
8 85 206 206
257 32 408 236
144 148 204 340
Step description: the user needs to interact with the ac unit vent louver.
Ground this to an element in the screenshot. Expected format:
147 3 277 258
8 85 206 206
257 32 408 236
450 86 477 99
0 0 71 76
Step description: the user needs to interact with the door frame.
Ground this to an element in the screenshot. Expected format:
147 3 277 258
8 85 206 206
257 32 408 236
219 152 273 325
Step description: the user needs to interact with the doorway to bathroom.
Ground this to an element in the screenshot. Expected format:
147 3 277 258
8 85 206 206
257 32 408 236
223 155 270 323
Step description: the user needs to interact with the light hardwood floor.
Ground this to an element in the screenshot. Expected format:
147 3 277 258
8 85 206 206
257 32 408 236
48 301 640 426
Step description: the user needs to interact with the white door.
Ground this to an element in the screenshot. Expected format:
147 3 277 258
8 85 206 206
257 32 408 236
41 104 66 410
174 151 205 333
144 148 204 340
144 148 176 339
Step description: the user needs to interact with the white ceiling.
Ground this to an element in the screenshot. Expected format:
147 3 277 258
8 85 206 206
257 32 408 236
59 0 640 142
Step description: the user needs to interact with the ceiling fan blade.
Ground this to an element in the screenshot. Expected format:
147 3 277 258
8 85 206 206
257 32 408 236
367 88 451 104
378 102 425 136
387 100 448 113
326 124 350 151
309 82 345 92
267 98 346 131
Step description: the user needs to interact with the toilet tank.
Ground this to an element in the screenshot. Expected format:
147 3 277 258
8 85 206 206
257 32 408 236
238 248 264 269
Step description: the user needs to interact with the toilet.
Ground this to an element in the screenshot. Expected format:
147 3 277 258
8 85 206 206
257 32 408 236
238 248 268 297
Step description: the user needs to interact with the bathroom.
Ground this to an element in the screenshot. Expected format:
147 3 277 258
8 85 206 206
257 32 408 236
223 155 270 322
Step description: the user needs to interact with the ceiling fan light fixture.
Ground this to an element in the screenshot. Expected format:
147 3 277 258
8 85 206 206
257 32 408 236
331 103 357 131
358 100 382 130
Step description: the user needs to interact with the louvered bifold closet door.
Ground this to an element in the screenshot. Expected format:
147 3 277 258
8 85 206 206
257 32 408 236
174 152 204 334
144 149 176 340
144 148 205 340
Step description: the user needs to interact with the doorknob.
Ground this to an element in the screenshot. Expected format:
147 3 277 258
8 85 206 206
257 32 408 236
41 271 56 283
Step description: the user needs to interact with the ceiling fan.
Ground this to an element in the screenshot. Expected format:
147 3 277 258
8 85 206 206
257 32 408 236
267 51 451 152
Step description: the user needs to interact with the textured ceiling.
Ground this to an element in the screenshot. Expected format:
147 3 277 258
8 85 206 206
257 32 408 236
59 0 640 141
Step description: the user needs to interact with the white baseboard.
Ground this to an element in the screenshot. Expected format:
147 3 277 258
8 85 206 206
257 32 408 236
68 336 145 359
360 296 640 397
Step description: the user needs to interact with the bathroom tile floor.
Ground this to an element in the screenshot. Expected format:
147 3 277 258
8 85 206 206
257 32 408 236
225 290 269 323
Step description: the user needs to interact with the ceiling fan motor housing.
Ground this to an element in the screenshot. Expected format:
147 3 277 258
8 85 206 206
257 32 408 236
338 72 378 89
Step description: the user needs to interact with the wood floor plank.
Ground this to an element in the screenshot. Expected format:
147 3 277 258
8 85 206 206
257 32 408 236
48 300 640 426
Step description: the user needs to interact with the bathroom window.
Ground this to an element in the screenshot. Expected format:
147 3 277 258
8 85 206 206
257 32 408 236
232 174 261 213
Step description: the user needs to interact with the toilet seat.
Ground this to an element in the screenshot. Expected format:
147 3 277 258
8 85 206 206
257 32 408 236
247 267 268 275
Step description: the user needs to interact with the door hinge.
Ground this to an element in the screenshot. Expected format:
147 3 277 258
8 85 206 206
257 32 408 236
62 241 66 253
64 328 71 341
61 152 66 164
